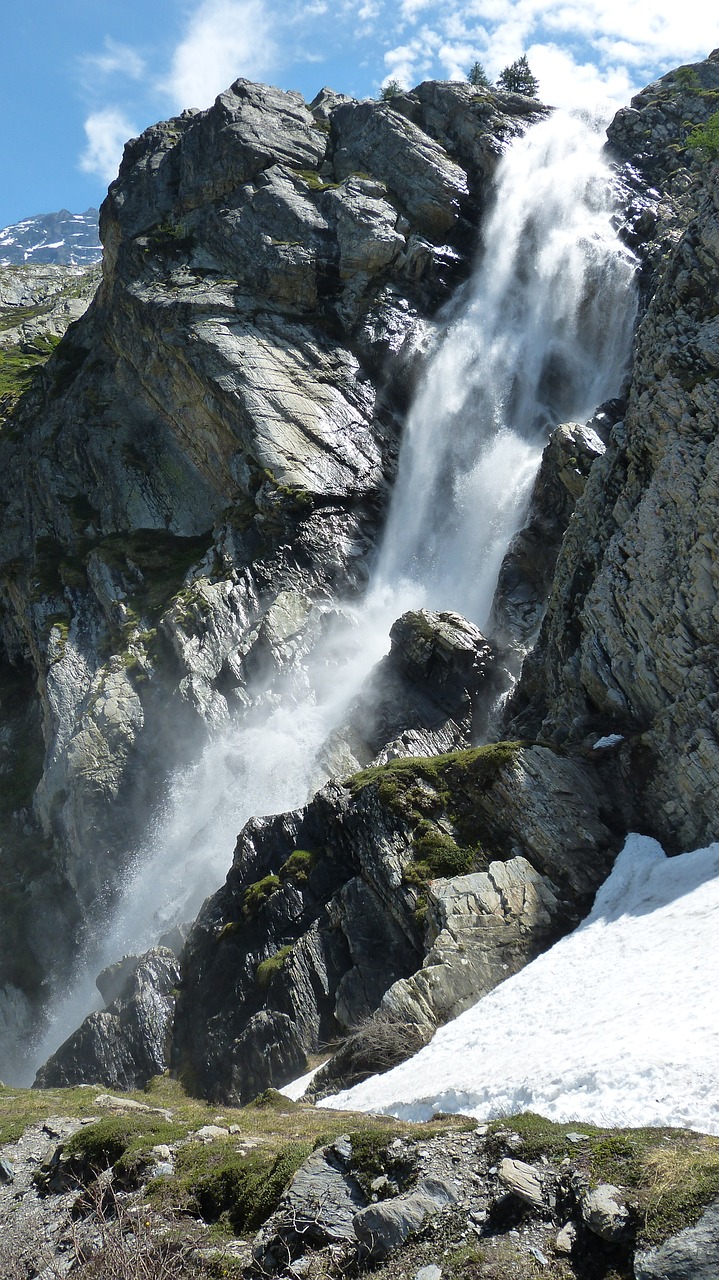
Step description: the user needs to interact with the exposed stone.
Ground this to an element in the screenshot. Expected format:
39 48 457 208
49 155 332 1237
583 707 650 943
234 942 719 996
581 1183 634 1243
509 118 719 853
353 1177 459 1258
378 856 565 1037
634 1197 719 1279
498 1157 549 1210
0 78 543 1068
555 1220 578 1254
34 948 179 1090
322 608 498 775
253 1136 367 1269
174 741 619 1103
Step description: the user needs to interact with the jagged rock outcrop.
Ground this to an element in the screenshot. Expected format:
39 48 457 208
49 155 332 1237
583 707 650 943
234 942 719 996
320 607 499 777
34 947 179 1090
509 93 719 852
0 79 544 1071
490 402 625 657
607 50 719 292
172 741 620 1103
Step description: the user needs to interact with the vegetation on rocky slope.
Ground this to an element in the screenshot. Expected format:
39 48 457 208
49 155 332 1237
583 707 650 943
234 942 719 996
2 1078 718 1277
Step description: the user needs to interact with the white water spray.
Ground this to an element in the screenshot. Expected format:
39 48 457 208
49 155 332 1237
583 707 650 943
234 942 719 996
23 111 637 1082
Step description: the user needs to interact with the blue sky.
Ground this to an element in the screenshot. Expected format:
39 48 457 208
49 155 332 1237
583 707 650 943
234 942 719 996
2 0 717 230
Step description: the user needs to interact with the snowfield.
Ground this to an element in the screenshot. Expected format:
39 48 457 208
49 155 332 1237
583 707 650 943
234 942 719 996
318 835 719 1134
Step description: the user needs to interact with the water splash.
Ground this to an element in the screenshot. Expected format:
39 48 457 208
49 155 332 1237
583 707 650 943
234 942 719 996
23 110 637 1082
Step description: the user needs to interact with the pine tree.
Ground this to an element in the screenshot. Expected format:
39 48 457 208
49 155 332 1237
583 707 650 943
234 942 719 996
497 55 539 97
467 61 491 89
380 79 403 100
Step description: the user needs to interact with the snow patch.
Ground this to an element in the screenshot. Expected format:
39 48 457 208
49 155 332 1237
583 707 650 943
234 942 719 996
319 835 719 1134
279 1062 325 1101
593 733 624 750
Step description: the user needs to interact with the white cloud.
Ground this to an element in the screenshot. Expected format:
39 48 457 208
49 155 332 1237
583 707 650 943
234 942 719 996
79 108 137 184
81 38 146 81
78 108 135 184
162 0 278 111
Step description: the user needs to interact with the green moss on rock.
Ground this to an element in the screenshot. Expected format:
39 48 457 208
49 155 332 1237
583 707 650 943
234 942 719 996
256 944 294 990
242 875 281 919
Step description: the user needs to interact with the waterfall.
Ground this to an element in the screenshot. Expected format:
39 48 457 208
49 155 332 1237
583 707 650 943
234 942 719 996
23 110 637 1083
374 109 637 623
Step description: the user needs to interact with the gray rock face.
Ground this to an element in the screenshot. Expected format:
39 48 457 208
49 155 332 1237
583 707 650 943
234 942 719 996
491 411 619 656
634 1197 719 1279
353 1176 459 1259
34 947 179 1090
253 1136 367 1269
606 50 719 292
379 855 566 1037
332 100 469 239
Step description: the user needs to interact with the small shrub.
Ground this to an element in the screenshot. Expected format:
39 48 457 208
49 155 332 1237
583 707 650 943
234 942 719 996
310 1010 431 1098
380 79 403 100
686 111 719 157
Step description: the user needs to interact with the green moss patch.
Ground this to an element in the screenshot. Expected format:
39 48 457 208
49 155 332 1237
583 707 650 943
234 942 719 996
278 848 320 886
64 1113 186 1175
173 1139 314 1236
242 875 281 919
256 945 294 990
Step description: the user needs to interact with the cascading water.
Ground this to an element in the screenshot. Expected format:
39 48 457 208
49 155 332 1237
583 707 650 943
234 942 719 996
23 109 637 1083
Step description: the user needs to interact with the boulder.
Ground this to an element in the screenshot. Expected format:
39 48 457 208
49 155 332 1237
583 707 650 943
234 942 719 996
320 608 498 777
580 1183 634 1243
252 1136 367 1269
353 1176 459 1258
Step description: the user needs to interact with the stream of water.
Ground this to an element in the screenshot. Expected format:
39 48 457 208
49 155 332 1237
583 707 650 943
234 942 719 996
23 110 637 1083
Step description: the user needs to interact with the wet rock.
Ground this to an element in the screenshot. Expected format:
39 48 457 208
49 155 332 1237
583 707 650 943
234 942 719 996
324 608 498 775
509 123 719 853
491 416 613 655
34 947 179 1090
